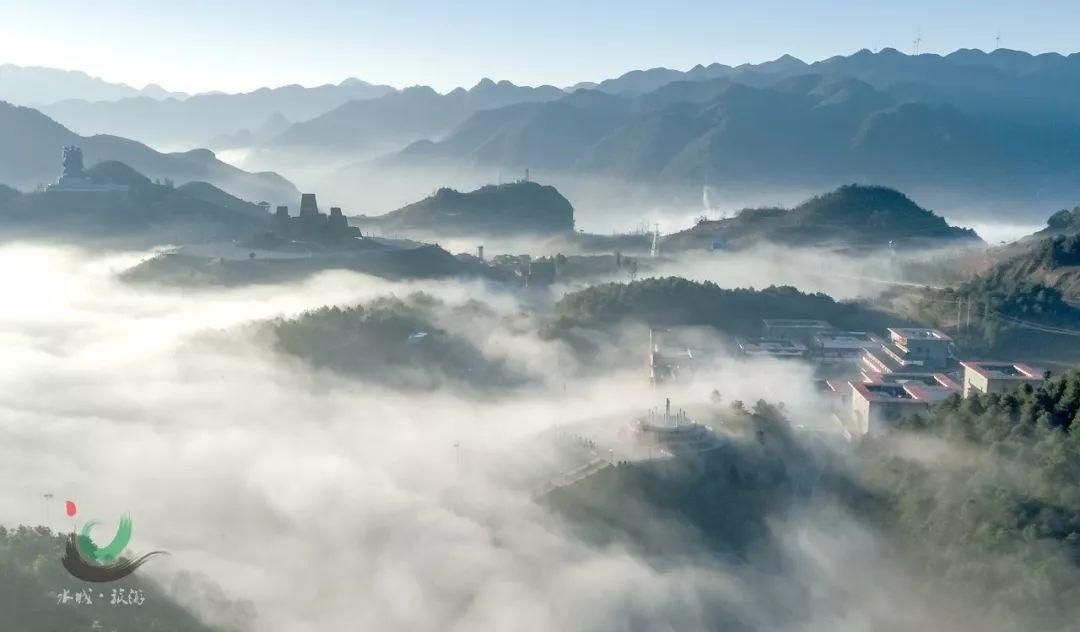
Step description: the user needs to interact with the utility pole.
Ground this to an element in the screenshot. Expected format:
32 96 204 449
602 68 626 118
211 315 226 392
965 298 972 332
43 493 53 528
957 298 963 335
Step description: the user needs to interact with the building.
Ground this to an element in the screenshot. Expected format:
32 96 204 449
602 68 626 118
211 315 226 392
849 377 959 435
270 193 361 244
634 400 722 455
813 331 883 361
45 146 129 194
960 362 1044 397
762 319 834 344
886 328 953 371
860 327 953 377
737 338 809 359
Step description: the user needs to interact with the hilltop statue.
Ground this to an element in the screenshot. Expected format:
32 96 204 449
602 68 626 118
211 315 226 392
61 146 85 179
46 145 128 194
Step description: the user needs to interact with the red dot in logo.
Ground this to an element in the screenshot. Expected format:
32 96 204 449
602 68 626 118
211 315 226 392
65 501 77 517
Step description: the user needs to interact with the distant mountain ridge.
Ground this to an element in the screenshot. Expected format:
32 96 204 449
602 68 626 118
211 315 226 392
267 79 565 156
0 64 187 106
41 78 396 149
0 101 297 203
393 66 1076 196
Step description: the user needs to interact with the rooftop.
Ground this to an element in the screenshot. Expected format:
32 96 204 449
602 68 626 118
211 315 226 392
815 331 879 343
852 382 917 402
763 318 834 328
888 327 952 342
961 361 1043 381
852 375 959 403
738 338 809 355
874 372 960 390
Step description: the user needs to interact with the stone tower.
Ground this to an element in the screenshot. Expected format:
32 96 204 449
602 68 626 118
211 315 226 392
328 207 347 231
272 205 291 237
61 146 85 178
299 193 319 217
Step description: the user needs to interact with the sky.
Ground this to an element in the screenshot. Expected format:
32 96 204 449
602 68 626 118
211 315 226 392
3 0 1080 94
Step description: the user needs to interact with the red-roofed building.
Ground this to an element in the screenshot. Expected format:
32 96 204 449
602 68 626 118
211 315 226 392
960 361 1044 397
849 375 960 435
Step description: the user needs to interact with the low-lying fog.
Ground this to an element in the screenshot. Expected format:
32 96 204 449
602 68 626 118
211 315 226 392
0 242 823 630
0 241 1036 631
215 149 1057 243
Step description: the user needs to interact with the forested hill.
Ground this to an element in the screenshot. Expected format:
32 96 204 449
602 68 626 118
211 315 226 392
0 161 269 244
0 525 247 631
973 235 1080 298
553 276 903 335
0 101 297 203
549 371 1080 631
664 185 980 250
354 181 575 237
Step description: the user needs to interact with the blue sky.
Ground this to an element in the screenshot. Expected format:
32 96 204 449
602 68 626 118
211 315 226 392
3 0 1079 93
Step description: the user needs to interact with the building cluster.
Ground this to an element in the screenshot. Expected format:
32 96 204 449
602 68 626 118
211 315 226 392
728 318 1046 437
270 193 361 244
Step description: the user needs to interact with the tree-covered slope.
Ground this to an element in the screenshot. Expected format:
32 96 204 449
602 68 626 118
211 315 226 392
0 101 297 203
356 181 575 237
0 161 269 244
0 525 237 631
553 276 904 336
663 184 980 250
549 371 1080 631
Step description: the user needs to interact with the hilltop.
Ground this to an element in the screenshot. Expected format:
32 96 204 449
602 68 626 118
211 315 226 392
354 180 575 238
0 101 297 203
552 276 903 338
0 160 269 244
976 235 1080 298
1033 205 1080 238
663 185 979 250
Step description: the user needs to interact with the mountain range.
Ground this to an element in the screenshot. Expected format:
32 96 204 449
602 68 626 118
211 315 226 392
40 78 395 149
395 74 1009 184
0 101 297 203
266 79 564 157
14 48 1080 213
0 64 188 106
390 51 1080 201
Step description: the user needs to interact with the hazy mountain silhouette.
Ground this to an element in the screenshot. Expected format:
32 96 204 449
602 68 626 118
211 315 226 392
0 160 271 244
0 64 187 106
390 52 1080 199
40 78 395 149
267 79 565 156
394 67 1078 195
0 101 298 203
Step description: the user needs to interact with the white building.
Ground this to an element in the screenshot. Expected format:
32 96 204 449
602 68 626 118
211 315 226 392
960 361 1044 397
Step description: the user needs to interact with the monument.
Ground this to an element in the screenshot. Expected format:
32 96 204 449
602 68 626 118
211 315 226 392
268 193 362 244
46 146 129 194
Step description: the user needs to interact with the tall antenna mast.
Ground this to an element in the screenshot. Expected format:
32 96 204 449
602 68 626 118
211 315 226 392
995 30 1002 50
913 28 923 55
